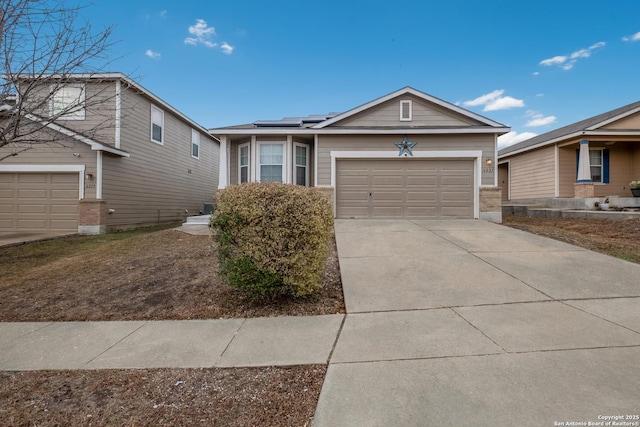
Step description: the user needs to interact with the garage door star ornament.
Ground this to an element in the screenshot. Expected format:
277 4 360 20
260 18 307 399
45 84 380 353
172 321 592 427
395 136 416 157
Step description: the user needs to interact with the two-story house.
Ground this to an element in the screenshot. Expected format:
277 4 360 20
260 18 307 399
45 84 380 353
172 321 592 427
0 73 219 236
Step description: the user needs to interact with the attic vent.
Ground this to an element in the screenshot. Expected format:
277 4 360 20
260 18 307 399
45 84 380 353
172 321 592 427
400 100 412 121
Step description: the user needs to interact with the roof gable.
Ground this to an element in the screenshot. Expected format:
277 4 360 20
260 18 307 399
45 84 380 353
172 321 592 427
314 87 506 129
500 100 640 156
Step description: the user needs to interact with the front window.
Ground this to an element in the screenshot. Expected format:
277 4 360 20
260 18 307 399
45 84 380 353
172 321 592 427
295 144 308 186
151 105 164 144
259 143 284 182
191 129 200 159
50 84 85 120
239 143 249 183
590 149 602 183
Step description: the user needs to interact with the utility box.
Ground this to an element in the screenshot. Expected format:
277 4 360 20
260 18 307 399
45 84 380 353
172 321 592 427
203 203 214 215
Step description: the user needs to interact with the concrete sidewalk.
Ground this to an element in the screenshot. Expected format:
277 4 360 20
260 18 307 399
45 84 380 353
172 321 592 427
0 315 343 371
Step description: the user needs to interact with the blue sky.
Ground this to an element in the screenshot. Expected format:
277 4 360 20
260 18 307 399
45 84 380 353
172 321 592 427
86 0 640 148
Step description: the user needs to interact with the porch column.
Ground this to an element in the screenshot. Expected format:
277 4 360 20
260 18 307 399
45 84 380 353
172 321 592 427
218 135 229 189
574 139 594 198
577 139 592 182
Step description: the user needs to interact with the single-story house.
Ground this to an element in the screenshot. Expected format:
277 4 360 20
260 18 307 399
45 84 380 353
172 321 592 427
0 73 219 235
498 100 640 201
212 87 509 222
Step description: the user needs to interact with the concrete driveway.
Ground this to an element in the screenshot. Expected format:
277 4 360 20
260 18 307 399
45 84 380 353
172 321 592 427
314 219 640 427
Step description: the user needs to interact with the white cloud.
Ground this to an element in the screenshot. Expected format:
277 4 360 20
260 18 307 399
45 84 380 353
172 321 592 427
145 49 161 59
498 131 538 149
539 42 605 71
184 19 234 54
532 71 540 76
221 42 234 55
463 90 503 107
484 96 524 111
185 19 216 47
622 32 640 42
463 89 524 112
540 55 567 66
525 111 556 127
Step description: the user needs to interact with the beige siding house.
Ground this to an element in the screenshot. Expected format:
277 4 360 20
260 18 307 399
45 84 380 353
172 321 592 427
212 87 509 222
498 100 640 201
0 73 219 235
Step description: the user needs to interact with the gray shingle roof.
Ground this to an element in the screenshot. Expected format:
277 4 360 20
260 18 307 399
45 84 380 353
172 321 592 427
499 99 640 156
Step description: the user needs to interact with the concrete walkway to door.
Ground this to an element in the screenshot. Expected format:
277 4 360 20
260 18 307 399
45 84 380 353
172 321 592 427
313 219 640 427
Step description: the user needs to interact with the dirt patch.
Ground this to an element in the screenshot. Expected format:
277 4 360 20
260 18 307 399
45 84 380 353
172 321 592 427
503 215 640 264
0 365 325 427
0 228 344 321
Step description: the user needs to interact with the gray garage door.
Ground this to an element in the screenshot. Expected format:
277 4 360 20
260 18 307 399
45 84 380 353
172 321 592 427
0 173 79 233
336 159 474 219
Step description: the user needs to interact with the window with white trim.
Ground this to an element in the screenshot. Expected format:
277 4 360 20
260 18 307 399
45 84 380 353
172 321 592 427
589 149 603 183
151 105 164 144
191 129 200 159
400 100 412 121
238 143 250 183
294 143 308 186
50 84 85 120
259 143 284 182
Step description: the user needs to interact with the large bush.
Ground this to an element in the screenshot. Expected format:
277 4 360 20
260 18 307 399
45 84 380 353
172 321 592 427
211 183 334 299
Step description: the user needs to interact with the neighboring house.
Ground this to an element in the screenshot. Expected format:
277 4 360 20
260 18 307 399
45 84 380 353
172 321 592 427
212 87 509 222
0 73 219 235
498 101 640 201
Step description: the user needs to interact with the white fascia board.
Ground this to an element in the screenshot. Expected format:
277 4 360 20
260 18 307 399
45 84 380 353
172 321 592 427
314 87 506 129
214 127 510 136
584 106 640 130
583 130 640 136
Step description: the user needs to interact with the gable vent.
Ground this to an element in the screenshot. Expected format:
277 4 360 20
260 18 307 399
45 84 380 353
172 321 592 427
400 100 412 121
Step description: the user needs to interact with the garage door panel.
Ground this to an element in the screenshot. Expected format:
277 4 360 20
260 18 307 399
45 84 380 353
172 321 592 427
406 191 437 202
18 204 47 214
341 175 369 186
18 174 47 184
372 191 403 201
19 189 47 198
407 176 437 186
336 159 474 219
51 189 78 199
339 206 370 218
406 207 438 217
51 204 78 214
441 207 473 217
442 191 473 201
441 176 473 186
0 172 79 233
373 176 403 186
372 207 403 217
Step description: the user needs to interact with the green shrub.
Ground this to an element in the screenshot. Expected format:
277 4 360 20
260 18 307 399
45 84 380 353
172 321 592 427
211 182 334 299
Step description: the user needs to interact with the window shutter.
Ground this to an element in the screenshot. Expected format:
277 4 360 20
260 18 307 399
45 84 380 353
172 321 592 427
602 149 610 183
575 149 579 179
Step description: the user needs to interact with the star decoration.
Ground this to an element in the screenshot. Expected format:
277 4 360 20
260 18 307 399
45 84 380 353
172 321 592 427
394 136 416 157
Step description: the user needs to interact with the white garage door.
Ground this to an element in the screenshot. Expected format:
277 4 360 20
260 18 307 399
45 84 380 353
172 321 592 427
0 173 79 233
336 159 474 219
